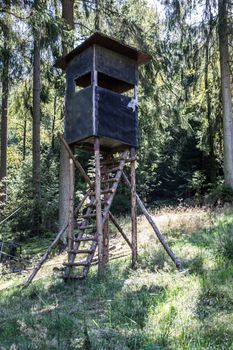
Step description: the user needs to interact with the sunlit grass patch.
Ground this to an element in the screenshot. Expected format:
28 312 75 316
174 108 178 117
1 206 233 349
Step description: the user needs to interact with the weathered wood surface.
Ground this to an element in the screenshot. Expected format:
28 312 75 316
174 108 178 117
68 158 74 256
102 155 110 265
62 147 128 279
64 194 97 280
59 138 181 275
122 172 182 270
59 140 71 243
94 137 104 276
23 187 92 287
59 136 126 228
101 151 128 223
130 147 137 266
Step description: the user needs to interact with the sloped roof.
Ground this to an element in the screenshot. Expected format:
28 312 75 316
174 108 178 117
54 32 151 70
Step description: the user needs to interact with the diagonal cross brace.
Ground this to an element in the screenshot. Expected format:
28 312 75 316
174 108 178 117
122 172 181 269
59 134 181 270
59 134 130 248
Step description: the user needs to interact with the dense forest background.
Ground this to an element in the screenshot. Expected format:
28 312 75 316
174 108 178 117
0 0 233 238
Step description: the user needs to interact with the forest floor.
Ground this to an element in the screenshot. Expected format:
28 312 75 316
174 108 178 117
1 205 233 349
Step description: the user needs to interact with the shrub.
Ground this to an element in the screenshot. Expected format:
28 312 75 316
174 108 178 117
207 184 233 206
215 224 233 262
138 245 170 271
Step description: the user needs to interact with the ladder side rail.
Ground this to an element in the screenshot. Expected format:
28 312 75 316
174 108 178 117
64 194 96 279
101 151 128 225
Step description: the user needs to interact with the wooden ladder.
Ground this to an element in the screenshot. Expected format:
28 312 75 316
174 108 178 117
63 151 128 280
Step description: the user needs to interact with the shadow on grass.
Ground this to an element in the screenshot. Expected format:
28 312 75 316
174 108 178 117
192 262 233 349
0 259 168 349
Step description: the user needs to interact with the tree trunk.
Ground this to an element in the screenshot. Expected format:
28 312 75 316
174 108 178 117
61 0 74 54
32 35 41 234
51 95 56 149
218 0 233 187
61 0 74 28
131 147 137 267
205 38 217 183
0 23 10 204
59 0 75 239
95 0 100 30
23 116 27 160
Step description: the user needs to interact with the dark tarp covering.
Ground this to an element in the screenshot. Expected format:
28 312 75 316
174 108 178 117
65 86 93 144
96 87 137 147
64 86 138 148
95 46 136 86
66 46 93 81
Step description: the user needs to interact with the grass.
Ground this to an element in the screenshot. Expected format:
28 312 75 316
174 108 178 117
1 206 233 349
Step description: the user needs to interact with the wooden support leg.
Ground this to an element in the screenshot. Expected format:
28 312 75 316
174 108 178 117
122 172 182 270
68 158 74 258
59 141 70 244
103 154 110 266
131 147 137 267
94 137 104 276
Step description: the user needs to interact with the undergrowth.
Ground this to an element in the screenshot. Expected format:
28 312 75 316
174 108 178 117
1 207 233 349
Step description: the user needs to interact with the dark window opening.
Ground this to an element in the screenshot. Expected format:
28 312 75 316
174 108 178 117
75 71 134 95
97 72 134 94
75 72 91 93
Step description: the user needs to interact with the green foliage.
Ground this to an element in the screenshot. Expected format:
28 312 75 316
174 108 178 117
138 244 169 271
215 224 233 262
0 149 60 239
188 171 206 193
207 184 233 205
1 0 233 240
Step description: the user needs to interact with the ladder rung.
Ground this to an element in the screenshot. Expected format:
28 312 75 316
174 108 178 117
73 236 97 242
102 177 117 184
63 261 88 267
100 157 124 165
102 189 114 194
90 189 114 195
77 249 94 254
68 249 94 254
80 224 96 230
100 157 135 166
86 202 95 207
68 250 78 254
82 212 96 218
102 166 120 174
75 219 83 224
86 198 109 207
